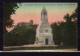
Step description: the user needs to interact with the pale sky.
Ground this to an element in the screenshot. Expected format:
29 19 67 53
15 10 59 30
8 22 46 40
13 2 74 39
7 3 77 32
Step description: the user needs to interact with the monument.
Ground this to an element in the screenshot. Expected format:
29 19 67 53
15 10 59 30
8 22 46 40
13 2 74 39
35 7 55 45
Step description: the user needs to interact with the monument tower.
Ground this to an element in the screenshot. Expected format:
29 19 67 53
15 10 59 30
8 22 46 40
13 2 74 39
35 7 55 45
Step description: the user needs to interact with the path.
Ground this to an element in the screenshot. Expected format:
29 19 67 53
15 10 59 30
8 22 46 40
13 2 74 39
3 49 77 52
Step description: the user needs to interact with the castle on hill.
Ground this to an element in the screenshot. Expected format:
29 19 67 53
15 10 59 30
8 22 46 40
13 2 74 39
14 20 33 28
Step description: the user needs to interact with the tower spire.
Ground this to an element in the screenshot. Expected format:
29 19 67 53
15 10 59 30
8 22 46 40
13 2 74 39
43 6 45 9
42 6 47 13
43 6 46 10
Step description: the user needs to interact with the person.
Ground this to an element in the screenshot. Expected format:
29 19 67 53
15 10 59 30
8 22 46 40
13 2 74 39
61 42 63 46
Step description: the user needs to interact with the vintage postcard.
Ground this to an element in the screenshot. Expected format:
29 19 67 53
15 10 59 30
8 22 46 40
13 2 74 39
3 2 78 52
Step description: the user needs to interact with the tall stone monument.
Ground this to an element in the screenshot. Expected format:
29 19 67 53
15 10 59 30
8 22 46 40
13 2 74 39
35 7 55 45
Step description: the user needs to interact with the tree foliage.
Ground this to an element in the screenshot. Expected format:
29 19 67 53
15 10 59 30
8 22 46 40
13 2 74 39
51 8 78 47
3 2 19 33
3 25 36 46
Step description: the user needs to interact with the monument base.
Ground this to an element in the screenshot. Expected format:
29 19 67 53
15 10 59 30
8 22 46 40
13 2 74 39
23 44 58 48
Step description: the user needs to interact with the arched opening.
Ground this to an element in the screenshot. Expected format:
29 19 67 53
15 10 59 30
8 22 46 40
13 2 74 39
45 38 48 45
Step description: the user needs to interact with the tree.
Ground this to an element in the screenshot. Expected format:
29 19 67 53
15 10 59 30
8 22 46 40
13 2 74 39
63 8 78 46
3 25 36 46
51 22 60 44
64 13 71 22
51 8 78 47
51 22 66 45
3 2 19 33
70 8 78 23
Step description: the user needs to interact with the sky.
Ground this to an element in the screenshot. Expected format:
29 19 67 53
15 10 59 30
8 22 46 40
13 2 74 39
7 3 77 32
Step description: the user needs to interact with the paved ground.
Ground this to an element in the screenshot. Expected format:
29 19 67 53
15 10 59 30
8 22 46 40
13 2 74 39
4 49 77 52
3 45 78 52
4 45 58 49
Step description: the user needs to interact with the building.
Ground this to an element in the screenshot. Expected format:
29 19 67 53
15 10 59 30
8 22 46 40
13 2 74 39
14 20 33 28
35 7 55 45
